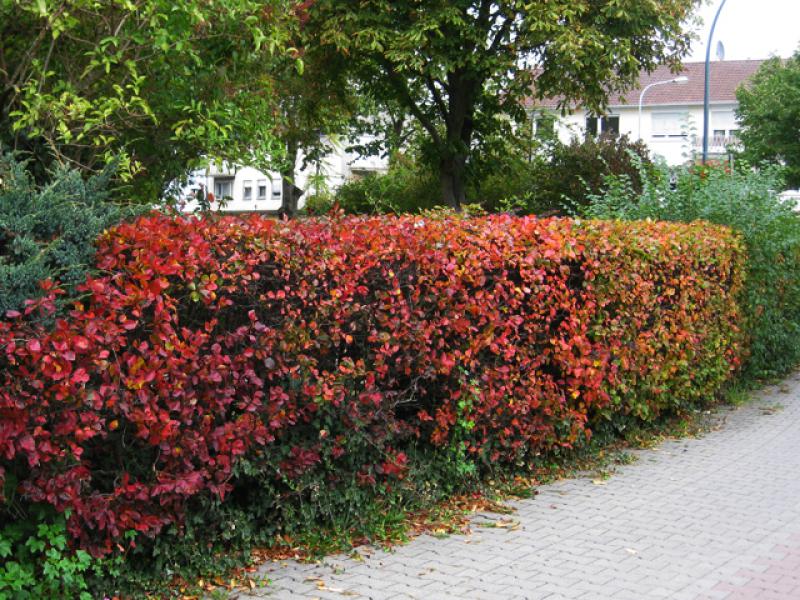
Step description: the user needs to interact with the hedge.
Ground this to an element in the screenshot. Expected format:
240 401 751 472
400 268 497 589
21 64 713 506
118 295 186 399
0 213 744 559
583 161 800 380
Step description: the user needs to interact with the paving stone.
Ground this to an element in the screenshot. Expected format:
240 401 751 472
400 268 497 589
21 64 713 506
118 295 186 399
238 373 800 599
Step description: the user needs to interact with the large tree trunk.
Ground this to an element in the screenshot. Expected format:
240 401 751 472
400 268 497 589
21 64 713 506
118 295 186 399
438 71 476 210
439 154 467 209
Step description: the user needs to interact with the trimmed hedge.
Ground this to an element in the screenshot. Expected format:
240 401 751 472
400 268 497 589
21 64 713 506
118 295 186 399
1 213 743 559
583 162 800 380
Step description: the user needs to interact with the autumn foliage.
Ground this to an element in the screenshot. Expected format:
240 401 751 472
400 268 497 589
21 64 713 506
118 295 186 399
0 213 744 556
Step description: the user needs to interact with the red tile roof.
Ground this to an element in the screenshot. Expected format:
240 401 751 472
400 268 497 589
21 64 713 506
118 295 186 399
529 59 765 109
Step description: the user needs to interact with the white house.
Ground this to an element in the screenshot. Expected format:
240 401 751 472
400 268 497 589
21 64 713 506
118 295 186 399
180 164 284 213
528 60 764 165
179 134 389 214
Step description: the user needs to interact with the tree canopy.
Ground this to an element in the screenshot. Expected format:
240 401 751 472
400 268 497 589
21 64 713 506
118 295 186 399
272 34 359 215
0 0 296 200
306 0 698 208
736 52 800 188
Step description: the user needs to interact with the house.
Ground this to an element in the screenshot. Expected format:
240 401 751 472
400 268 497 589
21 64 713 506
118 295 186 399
528 60 764 165
180 164 284 213
179 135 389 213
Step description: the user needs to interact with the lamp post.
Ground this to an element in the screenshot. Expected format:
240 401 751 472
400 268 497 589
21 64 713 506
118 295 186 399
638 76 690 140
703 0 728 164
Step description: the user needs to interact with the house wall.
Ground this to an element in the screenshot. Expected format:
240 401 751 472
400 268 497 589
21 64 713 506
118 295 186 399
550 102 739 166
296 134 388 195
179 134 389 213
181 165 283 213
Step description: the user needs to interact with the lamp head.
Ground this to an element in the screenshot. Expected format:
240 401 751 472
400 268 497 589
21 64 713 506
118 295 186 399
673 76 689 84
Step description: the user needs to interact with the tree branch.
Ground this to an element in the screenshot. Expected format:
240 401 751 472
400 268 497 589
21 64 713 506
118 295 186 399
9 2 68 89
424 75 449 124
488 11 516 55
477 0 492 29
378 57 443 148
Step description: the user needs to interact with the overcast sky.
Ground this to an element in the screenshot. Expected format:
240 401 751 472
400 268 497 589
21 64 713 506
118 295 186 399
687 0 800 61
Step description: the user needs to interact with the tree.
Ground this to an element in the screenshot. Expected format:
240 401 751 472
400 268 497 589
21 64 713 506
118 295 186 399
273 44 357 215
736 52 800 188
307 0 697 208
0 0 296 200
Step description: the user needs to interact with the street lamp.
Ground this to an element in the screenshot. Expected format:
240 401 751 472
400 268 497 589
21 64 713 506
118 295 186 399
638 76 690 140
703 0 728 164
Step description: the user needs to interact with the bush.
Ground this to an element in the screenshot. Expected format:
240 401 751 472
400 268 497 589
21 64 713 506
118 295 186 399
0 507 120 600
473 134 654 215
469 149 552 214
583 161 800 380
332 154 441 214
0 150 140 316
301 191 336 216
1 211 743 584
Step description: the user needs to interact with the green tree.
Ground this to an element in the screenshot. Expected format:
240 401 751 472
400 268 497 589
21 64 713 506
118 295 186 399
273 44 358 215
736 52 800 188
0 0 296 201
307 0 697 208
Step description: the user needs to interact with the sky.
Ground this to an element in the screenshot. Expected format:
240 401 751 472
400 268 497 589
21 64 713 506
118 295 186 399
687 0 800 61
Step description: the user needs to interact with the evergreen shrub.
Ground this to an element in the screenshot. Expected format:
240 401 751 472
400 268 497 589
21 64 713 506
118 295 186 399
474 134 653 215
0 151 139 316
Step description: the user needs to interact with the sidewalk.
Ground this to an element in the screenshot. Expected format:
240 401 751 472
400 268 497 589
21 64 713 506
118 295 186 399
237 372 800 599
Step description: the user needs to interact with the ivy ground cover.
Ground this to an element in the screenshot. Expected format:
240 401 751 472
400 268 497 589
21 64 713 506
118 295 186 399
0 213 743 571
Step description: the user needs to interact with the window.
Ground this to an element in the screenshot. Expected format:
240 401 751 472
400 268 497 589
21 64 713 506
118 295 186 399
586 116 598 137
257 180 268 201
214 177 234 200
651 112 686 138
710 128 740 148
603 116 620 135
272 179 282 198
243 180 253 201
350 168 378 181
585 115 619 138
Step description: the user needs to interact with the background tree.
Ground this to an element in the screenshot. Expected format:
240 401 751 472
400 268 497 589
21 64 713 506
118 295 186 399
307 0 698 208
0 0 296 201
736 51 800 188
273 44 358 215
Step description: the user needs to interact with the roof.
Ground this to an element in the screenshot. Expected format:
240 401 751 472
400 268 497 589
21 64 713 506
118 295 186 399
529 59 765 109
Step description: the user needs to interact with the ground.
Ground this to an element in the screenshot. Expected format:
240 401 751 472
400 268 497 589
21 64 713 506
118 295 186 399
234 372 800 600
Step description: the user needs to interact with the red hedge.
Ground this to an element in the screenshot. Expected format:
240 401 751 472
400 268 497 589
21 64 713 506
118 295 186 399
0 213 744 555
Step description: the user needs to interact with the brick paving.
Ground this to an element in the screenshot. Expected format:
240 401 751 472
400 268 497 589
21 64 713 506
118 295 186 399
236 371 800 599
